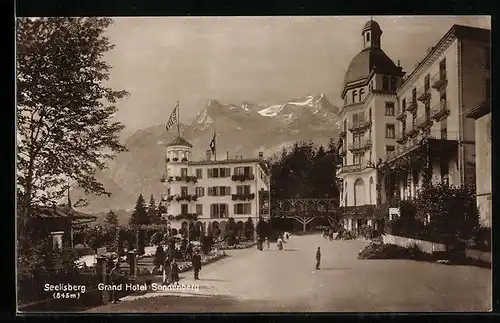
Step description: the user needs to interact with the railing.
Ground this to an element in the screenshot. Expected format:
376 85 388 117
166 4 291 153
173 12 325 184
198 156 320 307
416 115 432 129
431 100 450 121
396 109 406 121
431 70 447 89
348 120 371 132
337 161 375 175
231 174 255 182
381 132 426 164
406 127 419 137
348 139 372 152
417 87 431 102
231 193 255 201
407 98 418 113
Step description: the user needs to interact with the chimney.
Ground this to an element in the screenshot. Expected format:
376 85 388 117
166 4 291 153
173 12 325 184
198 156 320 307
226 151 229 160
206 149 212 161
258 151 264 159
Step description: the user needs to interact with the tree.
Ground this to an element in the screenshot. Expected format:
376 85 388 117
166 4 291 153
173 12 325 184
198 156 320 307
17 17 128 225
224 218 238 245
104 210 118 229
244 217 255 240
148 195 161 225
16 18 128 277
129 194 149 226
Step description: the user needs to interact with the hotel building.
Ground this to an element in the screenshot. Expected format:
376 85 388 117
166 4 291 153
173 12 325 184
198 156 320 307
338 20 491 230
160 136 271 237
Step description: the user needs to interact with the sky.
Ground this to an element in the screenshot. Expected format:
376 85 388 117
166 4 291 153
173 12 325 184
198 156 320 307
102 16 491 138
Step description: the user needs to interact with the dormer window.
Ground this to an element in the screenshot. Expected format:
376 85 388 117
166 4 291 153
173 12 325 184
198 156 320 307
366 32 370 42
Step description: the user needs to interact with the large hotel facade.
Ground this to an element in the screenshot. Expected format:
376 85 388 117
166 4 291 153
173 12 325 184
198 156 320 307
161 136 271 236
337 20 491 229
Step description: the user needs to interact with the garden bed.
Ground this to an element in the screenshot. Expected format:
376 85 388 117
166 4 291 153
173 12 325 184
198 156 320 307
215 241 256 250
358 243 434 261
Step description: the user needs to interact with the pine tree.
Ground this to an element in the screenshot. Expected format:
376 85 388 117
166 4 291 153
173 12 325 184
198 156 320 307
148 195 161 225
104 210 119 229
129 194 149 226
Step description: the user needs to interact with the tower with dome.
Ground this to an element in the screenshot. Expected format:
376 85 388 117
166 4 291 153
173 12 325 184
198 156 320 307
337 19 405 231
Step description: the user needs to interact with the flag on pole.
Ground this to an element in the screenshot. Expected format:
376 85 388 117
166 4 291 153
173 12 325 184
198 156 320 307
165 103 179 131
209 132 216 155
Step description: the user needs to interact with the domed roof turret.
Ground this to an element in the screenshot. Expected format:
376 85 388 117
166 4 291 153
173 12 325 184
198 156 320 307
343 48 401 85
363 20 381 33
166 136 192 148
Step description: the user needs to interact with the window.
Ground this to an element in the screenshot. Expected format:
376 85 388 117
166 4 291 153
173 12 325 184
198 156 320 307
424 74 430 90
412 88 417 101
425 102 430 119
352 113 359 127
244 166 252 176
181 186 188 197
440 119 447 140
401 98 406 112
220 168 231 178
167 188 171 196
343 119 347 132
208 186 231 196
181 204 188 215
382 76 389 91
180 168 188 177
196 204 203 216
195 169 203 179
402 119 406 134
386 145 395 153
207 168 218 178
366 32 370 42
439 59 446 77
440 159 449 179
237 185 251 195
385 102 395 116
210 204 228 218
385 124 395 138
369 109 372 121
195 187 205 197
234 203 251 215
391 77 397 91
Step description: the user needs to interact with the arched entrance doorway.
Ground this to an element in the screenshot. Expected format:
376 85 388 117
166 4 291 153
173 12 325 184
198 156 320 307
354 178 365 206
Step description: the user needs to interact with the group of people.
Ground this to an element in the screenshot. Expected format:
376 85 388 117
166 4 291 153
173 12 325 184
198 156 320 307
322 228 335 241
259 232 290 251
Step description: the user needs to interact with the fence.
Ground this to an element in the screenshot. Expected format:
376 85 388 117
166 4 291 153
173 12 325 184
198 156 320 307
18 268 100 306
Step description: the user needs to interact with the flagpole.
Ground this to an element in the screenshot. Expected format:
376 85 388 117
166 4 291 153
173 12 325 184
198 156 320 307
177 101 180 137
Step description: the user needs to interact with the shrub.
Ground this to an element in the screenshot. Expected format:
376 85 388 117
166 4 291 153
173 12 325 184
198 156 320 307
150 232 163 246
153 246 165 267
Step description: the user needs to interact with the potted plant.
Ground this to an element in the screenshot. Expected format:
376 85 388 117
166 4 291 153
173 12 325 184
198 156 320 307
192 195 198 201
182 157 188 162
175 196 182 202
172 157 179 162
231 194 238 201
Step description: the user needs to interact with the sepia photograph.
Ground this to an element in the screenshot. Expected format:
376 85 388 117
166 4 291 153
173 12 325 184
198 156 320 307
16 15 491 313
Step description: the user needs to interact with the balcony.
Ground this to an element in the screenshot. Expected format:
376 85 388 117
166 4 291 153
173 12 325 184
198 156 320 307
431 100 450 121
231 193 255 201
337 161 375 176
348 139 372 152
417 87 431 102
431 70 447 90
416 115 432 129
381 131 427 165
348 120 372 133
396 134 407 144
396 110 406 121
339 130 346 138
407 99 418 114
406 127 418 138
231 174 255 182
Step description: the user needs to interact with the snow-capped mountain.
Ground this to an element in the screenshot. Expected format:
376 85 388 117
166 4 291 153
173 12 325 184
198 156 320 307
70 93 341 214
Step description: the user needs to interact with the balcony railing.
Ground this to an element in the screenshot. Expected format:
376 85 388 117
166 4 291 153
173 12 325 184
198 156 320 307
431 100 450 121
348 139 372 152
406 127 418 138
348 120 372 133
337 161 375 176
396 109 406 121
407 99 418 114
231 174 255 182
431 70 447 90
417 87 431 102
231 193 255 201
381 132 427 164
416 115 432 129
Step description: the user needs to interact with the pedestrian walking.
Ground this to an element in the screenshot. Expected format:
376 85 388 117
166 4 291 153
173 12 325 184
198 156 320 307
109 262 122 303
265 237 270 250
277 236 284 251
191 250 202 280
170 259 180 283
316 247 321 270
163 254 172 285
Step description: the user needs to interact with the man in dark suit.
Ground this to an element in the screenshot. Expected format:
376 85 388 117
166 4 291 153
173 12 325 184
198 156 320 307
191 250 202 280
316 247 321 270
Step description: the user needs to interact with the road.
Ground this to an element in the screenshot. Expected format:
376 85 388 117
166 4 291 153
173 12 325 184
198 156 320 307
86 234 491 312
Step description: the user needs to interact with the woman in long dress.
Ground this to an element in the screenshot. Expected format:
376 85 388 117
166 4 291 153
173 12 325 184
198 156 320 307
163 254 172 285
277 236 284 250
170 259 180 283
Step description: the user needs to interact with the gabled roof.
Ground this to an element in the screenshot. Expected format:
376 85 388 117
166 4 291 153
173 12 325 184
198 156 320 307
29 205 97 221
166 136 193 148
